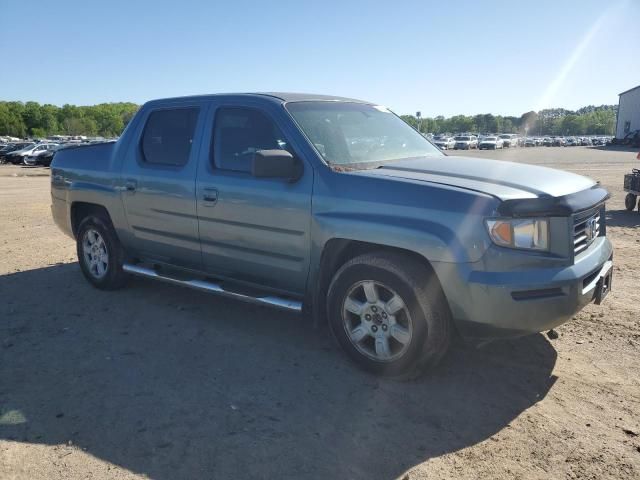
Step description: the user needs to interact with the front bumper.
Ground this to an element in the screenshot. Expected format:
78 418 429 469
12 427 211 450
432 237 614 340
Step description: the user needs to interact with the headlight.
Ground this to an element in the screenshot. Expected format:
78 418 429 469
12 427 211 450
486 218 549 251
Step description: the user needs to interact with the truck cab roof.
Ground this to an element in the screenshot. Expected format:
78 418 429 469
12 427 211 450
144 92 370 107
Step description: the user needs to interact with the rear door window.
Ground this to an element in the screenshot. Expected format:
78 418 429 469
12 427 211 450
141 108 199 166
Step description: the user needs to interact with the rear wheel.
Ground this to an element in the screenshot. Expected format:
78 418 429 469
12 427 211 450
327 252 451 378
76 215 128 290
625 193 637 211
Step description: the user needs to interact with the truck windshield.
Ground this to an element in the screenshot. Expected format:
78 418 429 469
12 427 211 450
286 102 442 166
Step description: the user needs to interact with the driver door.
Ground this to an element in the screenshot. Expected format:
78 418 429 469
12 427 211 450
195 103 313 296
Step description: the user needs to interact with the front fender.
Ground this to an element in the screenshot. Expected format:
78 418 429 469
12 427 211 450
304 168 500 316
313 211 468 263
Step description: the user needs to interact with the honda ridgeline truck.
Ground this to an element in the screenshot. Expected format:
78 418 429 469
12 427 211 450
51 93 613 377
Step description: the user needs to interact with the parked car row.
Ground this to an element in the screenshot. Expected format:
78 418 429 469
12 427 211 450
0 142 34 162
0 137 117 166
428 133 612 151
433 133 522 151
433 134 483 150
0 142 63 166
531 136 611 147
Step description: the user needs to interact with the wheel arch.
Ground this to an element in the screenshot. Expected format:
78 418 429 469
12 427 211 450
310 238 449 328
70 202 114 239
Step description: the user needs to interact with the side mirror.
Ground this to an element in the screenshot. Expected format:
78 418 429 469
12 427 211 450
251 149 300 180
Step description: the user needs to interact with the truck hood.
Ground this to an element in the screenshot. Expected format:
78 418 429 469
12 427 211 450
356 156 596 201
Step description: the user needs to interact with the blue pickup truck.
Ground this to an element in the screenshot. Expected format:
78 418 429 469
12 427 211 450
51 93 613 377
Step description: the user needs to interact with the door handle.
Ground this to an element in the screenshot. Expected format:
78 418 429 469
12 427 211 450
203 188 218 205
124 179 137 192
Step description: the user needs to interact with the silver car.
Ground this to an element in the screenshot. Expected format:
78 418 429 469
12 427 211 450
453 135 478 150
433 136 455 150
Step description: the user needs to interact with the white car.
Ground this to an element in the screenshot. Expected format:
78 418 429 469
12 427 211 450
499 134 518 148
478 136 504 150
433 136 455 150
453 135 478 150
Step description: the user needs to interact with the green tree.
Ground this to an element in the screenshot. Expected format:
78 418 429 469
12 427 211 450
561 115 586 135
90 104 124 137
31 127 47 138
22 101 43 135
0 102 27 137
40 104 59 134
0 100 618 139
400 115 419 130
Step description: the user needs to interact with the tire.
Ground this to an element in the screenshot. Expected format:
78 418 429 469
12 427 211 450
326 252 451 378
76 215 128 290
625 193 637 212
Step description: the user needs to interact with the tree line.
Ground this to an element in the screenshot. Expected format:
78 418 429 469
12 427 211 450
0 101 139 138
0 100 618 139
401 105 617 136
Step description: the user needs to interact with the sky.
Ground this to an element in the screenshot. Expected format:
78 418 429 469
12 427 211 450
1 0 639 117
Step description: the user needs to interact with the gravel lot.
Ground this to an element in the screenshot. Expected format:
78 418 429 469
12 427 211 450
1 146 639 480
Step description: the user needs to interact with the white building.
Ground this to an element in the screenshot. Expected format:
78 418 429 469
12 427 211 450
616 85 640 139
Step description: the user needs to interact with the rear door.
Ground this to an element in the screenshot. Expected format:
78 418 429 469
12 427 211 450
120 102 207 270
195 101 313 295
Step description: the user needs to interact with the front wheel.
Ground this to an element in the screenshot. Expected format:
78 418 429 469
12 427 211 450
76 215 128 290
625 193 637 211
327 252 451 378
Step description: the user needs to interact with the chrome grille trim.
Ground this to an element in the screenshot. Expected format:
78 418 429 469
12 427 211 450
573 209 602 255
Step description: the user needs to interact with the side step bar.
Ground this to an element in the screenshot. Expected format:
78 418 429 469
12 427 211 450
122 264 302 312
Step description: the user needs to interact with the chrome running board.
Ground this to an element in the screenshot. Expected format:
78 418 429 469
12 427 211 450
122 264 302 312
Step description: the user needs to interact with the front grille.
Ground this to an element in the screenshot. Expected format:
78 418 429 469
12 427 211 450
573 208 603 255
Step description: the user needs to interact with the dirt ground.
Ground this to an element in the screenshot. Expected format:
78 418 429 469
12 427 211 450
1 146 639 480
